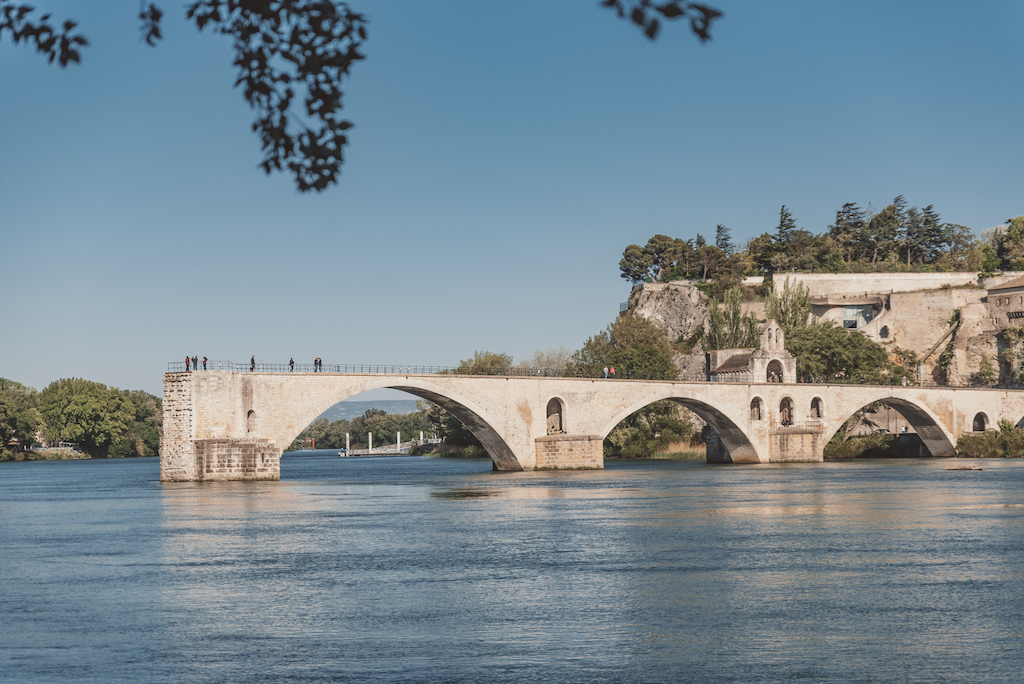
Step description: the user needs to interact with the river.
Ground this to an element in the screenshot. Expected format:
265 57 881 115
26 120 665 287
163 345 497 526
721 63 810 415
2 453 1022 683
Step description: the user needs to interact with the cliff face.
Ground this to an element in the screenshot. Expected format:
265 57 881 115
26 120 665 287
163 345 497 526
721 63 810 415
628 282 709 380
628 278 1012 388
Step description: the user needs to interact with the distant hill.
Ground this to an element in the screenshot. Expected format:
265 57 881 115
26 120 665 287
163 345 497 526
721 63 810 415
315 400 421 422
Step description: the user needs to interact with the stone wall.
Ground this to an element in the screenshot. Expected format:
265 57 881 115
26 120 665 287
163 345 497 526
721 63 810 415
535 435 603 469
194 438 279 480
160 372 195 481
745 272 1024 298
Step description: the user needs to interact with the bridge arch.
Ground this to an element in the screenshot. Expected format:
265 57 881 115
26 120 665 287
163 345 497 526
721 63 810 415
822 392 957 458
275 377 526 471
598 391 760 463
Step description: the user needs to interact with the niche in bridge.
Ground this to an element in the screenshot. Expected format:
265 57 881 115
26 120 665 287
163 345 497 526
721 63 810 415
246 410 256 433
750 397 763 421
767 360 783 383
779 398 794 425
546 398 565 434
810 397 824 419
973 413 988 432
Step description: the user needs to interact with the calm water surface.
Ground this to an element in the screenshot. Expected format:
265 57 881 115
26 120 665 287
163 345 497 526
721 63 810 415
1 453 1023 683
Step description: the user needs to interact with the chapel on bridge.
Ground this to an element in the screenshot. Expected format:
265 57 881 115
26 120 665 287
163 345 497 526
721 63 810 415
706 319 797 383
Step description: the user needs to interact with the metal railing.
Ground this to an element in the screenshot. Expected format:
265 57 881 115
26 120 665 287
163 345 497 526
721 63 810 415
166 360 685 379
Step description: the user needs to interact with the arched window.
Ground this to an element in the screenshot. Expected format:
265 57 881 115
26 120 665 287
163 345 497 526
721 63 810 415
246 410 256 433
810 397 823 419
779 398 794 426
972 413 987 432
767 360 783 383
775 328 780 346
750 398 763 421
546 398 564 433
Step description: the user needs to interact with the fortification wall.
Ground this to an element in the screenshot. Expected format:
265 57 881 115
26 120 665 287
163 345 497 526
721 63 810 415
744 272 1024 297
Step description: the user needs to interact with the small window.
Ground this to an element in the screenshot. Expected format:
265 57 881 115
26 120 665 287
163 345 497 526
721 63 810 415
246 410 256 433
546 398 563 433
750 398 763 421
879 326 889 339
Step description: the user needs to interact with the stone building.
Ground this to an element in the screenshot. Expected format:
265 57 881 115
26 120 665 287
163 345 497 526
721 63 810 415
985 275 1024 328
707 320 797 384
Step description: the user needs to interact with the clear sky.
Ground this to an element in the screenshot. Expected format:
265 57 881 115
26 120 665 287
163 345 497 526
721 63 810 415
2 1 1022 397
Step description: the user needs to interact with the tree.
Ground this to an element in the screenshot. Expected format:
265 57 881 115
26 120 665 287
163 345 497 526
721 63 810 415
976 354 996 386
451 350 512 376
785 323 915 384
704 286 758 350
37 378 135 456
774 205 797 251
715 223 733 255
567 314 677 380
0 378 41 454
766 277 811 332
6 0 721 192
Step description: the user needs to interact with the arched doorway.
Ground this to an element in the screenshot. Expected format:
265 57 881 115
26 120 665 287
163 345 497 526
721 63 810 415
767 360 783 383
750 397 763 421
973 413 988 432
547 398 564 433
779 398 794 425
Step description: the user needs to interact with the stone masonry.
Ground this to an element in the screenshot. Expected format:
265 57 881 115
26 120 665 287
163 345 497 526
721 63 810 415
161 371 1024 481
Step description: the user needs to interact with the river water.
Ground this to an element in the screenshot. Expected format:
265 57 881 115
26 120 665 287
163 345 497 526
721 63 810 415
1 453 1022 683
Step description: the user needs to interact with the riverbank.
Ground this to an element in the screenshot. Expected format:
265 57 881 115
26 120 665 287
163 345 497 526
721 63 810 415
1 448 90 462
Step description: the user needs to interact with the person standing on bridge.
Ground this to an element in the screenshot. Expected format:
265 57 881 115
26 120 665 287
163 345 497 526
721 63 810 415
289 357 294 372
250 356 255 372
203 356 207 370
603 366 608 379
610 366 615 379
193 355 198 371
185 356 190 372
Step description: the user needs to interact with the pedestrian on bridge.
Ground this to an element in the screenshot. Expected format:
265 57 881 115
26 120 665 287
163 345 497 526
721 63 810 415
251 356 255 372
289 358 294 372
603 367 608 379
185 356 190 372
610 366 616 379
203 357 207 370
193 355 198 371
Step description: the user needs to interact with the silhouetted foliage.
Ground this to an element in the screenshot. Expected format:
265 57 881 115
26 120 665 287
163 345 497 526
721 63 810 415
601 0 722 41
0 1 87 65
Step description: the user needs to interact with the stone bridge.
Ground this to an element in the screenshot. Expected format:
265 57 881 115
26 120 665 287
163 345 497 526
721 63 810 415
159 370 1024 481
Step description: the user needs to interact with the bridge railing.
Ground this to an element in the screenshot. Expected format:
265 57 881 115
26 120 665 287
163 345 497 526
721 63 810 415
167 360 579 376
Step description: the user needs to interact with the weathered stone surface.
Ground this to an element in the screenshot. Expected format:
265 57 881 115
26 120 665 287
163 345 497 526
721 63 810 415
161 371 1024 480
535 435 603 469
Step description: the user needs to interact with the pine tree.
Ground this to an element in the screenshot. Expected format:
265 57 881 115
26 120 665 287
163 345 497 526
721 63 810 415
775 205 796 250
715 223 734 255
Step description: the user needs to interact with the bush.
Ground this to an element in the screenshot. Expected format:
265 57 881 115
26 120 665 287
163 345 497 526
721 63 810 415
956 420 1024 457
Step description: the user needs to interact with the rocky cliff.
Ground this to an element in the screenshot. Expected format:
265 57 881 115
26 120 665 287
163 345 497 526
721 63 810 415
628 282 710 380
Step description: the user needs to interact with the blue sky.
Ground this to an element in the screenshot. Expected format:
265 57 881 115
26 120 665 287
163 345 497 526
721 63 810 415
1 1 1022 397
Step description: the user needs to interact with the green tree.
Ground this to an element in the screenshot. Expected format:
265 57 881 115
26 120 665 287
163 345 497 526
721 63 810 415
451 350 513 376
766 277 811 332
704 286 759 350
774 205 797 252
786 322 915 384
568 314 677 380
976 354 996 386
0 378 41 455
37 378 135 456
715 223 734 255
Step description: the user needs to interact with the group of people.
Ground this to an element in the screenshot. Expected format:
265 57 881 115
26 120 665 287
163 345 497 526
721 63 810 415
189 356 323 372
184 355 207 371
602 366 616 379
313 357 324 372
